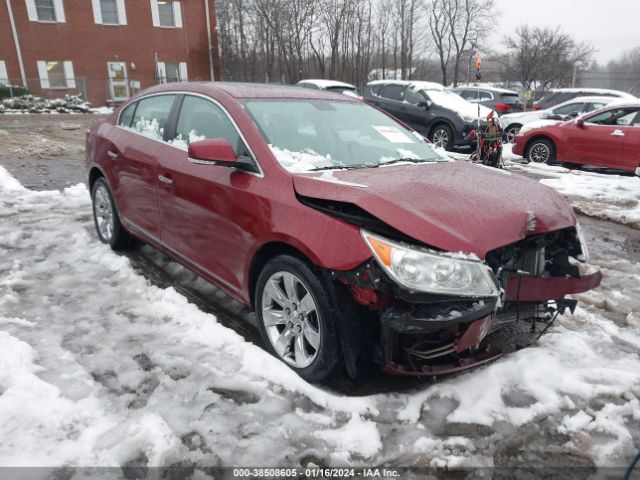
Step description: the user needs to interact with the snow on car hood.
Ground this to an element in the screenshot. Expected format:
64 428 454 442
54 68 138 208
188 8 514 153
501 110 546 125
293 161 576 258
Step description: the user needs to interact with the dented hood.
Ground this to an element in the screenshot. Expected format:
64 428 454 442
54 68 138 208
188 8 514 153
293 161 576 259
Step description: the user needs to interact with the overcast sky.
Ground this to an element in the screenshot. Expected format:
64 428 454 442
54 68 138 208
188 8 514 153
489 0 640 64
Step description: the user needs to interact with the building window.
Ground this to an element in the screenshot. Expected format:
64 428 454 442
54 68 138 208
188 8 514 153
156 62 187 84
35 0 56 20
26 0 65 22
0 61 8 85
150 0 182 28
100 0 118 23
37 60 76 89
92 0 126 25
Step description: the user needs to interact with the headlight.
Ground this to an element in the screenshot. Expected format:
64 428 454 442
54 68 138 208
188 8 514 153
575 222 590 261
361 230 499 297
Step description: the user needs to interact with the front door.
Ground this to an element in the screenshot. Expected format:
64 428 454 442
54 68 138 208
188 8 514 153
108 62 129 102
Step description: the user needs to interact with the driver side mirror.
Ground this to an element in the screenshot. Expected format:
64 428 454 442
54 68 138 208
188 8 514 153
418 100 432 109
188 138 256 172
576 118 585 128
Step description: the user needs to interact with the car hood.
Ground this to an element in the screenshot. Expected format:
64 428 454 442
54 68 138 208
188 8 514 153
292 161 576 259
502 110 546 125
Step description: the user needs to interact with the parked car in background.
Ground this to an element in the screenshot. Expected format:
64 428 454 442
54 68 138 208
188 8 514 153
532 88 635 111
364 80 495 150
296 79 359 97
513 101 640 176
454 85 524 116
502 96 616 142
86 82 600 382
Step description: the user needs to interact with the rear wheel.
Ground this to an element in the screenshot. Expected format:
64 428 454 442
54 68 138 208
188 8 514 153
430 124 454 150
255 255 340 382
526 138 556 164
91 177 135 250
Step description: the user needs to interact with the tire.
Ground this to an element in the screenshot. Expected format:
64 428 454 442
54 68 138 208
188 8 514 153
526 138 556 164
430 124 454 151
505 124 522 144
91 177 135 250
255 255 340 383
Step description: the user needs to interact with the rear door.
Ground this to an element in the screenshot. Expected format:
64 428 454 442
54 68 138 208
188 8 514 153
622 111 640 173
112 93 177 239
564 106 639 168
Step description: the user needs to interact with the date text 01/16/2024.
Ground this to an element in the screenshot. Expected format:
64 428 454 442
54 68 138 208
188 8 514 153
231 468 400 478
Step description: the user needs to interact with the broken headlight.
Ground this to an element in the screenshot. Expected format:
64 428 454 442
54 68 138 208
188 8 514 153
361 230 500 297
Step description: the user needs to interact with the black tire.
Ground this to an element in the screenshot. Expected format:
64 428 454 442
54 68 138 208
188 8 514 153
525 138 556 164
505 124 522 144
255 255 340 383
430 124 454 151
91 177 135 250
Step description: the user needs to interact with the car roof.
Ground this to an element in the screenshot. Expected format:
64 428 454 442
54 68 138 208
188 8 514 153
133 81 360 101
548 87 635 98
367 79 445 90
454 84 519 94
551 95 622 107
297 79 356 89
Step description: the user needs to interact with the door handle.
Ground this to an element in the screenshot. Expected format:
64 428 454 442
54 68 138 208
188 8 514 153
107 150 120 160
158 174 174 186
611 130 625 137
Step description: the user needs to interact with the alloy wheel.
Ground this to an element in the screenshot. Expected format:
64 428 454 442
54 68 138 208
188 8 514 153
432 128 449 149
261 271 321 368
529 142 551 163
93 184 114 241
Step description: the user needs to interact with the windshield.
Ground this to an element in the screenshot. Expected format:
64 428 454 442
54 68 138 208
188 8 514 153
242 99 447 172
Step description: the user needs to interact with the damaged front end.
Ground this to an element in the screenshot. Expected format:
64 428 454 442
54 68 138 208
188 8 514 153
330 226 601 377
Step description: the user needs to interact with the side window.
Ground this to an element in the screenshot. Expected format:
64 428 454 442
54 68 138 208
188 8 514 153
404 87 427 105
586 102 606 112
130 94 176 140
457 90 473 100
366 84 383 97
381 85 405 102
585 107 640 126
552 102 583 115
173 96 246 154
118 102 136 127
478 90 492 100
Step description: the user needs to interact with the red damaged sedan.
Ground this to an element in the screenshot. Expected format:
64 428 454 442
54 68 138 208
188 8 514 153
86 83 601 382
513 101 640 176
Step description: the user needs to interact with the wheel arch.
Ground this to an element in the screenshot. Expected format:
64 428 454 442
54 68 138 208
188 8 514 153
88 165 107 192
428 119 455 138
525 134 557 157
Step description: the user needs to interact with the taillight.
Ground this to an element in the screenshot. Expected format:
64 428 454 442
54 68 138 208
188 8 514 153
533 102 541 110
494 103 510 113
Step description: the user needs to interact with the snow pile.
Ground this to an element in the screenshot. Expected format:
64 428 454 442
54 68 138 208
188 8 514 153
0 94 93 114
541 172 640 228
0 165 639 471
269 145 333 172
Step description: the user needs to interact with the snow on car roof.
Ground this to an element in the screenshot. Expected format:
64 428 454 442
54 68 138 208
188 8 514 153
297 79 356 89
454 84 519 94
367 79 445 91
548 87 636 98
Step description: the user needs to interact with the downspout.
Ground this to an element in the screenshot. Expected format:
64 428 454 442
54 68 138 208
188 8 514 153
204 0 214 81
5 0 27 87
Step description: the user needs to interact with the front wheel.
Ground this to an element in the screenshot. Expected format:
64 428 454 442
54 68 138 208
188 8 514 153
526 138 556 164
430 124 454 151
255 255 340 382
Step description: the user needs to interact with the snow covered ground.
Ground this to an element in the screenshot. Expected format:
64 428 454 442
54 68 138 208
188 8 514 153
1 162 639 477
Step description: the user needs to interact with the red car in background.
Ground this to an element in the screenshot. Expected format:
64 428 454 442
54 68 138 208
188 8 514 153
86 82 601 382
513 101 640 176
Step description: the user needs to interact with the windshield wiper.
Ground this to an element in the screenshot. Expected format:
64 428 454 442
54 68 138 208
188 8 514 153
309 163 373 172
376 158 433 167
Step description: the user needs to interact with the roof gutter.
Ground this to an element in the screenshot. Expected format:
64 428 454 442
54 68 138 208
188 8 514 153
5 0 27 87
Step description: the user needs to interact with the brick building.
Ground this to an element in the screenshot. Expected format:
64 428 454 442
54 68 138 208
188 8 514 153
0 0 221 106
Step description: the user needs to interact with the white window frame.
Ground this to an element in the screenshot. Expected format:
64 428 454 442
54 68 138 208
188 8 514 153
0 61 8 85
156 61 187 83
37 60 76 89
150 0 182 28
26 0 66 23
92 0 127 25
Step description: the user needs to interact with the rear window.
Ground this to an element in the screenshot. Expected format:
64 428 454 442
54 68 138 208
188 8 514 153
130 94 176 140
118 102 136 127
366 84 383 96
500 93 521 104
